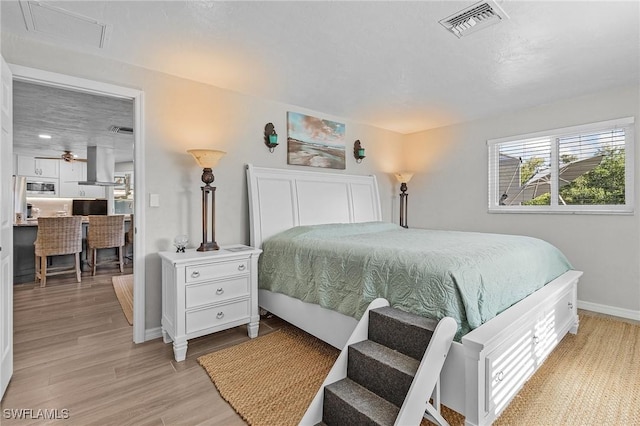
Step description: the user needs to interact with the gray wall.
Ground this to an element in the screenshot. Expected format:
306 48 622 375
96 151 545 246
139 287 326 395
404 85 640 317
4 34 638 332
1 35 404 332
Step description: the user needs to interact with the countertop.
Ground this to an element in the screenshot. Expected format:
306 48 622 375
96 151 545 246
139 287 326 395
14 215 132 227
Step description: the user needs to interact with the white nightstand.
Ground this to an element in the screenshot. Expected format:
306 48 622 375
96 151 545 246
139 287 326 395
159 245 262 362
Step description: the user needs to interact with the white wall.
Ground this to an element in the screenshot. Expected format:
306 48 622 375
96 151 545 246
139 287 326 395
404 85 640 317
4 34 637 330
1 35 405 330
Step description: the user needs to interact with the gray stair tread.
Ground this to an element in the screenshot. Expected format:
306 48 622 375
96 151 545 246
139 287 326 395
369 306 440 360
326 378 399 425
372 306 438 331
350 340 419 376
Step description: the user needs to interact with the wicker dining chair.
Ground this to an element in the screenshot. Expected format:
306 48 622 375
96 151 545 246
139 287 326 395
87 215 126 276
34 216 83 287
124 214 134 263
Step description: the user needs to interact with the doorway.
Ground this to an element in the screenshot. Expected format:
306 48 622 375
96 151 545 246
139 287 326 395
10 64 145 343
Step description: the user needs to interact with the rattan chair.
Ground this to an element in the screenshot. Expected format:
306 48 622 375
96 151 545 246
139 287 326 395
87 215 126 276
34 216 83 287
124 214 134 263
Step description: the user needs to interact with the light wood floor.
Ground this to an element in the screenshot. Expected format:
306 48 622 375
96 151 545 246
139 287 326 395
1 265 286 425
4 268 637 426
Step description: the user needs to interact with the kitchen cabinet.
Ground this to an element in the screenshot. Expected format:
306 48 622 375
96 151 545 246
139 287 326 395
16 155 59 178
59 161 105 198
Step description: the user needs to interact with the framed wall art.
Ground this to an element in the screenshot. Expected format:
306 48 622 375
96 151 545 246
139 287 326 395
287 112 346 169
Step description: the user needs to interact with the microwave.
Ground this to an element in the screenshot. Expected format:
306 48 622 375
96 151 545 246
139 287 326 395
26 178 57 197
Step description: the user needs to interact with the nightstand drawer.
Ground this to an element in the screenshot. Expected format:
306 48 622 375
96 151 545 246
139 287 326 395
185 276 250 309
185 259 249 283
185 299 250 334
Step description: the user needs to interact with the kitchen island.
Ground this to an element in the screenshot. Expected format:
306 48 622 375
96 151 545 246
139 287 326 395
13 216 132 284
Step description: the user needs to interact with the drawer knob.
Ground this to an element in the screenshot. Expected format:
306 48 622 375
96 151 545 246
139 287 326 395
496 371 504 382
238 264 246 271
216 312 225 319
216 288 224 295
533 335 540 345
191 271 200 278
568 302 574 310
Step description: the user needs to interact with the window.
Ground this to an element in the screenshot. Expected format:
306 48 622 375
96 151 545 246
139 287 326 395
488 117 634 214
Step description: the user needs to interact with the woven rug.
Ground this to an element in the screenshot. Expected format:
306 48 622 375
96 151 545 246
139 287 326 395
111 274 134 325
198 327 339 426
199 314 640 425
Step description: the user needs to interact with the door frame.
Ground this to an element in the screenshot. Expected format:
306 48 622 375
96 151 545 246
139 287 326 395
9 64 146 343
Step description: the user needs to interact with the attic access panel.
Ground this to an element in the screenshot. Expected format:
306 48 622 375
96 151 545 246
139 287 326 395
19 0 111 48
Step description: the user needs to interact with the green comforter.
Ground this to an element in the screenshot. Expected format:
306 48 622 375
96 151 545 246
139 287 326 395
258 222 572 340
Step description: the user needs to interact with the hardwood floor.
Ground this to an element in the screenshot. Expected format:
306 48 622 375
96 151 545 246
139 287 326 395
4 267 637 426
2 266 285 425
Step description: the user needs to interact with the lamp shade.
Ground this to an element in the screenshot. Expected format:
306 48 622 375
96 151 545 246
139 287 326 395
394 172 414 183
187 149 226 168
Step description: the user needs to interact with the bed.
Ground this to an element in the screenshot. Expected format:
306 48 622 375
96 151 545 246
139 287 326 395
246 164 582 426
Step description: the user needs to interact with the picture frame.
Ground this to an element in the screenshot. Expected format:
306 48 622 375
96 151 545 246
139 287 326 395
287 111 346 169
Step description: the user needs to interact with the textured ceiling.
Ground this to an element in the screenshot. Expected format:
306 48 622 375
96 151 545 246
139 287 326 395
2 1 639 135
12 81 134 162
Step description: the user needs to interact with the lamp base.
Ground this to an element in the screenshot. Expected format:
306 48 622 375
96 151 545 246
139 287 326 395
197 241 220 252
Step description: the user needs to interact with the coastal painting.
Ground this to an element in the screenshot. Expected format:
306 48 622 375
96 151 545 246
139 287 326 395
287 112 346 169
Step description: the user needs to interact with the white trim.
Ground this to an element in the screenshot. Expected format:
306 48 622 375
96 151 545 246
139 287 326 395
144 326 163 341
578 300 640 322
488 117 635 214
8 64 147 343
487 117 636 146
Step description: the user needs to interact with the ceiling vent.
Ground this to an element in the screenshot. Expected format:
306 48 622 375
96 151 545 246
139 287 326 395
439 0 509 38
109 125 134 135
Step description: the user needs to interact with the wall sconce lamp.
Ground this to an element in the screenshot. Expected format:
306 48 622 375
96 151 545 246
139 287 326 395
264 123 279 153
394 172 414 228
187 149 226 251
354 140 366 163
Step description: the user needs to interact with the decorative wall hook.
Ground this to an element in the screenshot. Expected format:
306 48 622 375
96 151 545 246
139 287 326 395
264 123 279 153
354 140 366 163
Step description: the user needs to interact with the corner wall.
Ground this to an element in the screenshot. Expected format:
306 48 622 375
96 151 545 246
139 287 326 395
1 35 405 331
404 85 640 316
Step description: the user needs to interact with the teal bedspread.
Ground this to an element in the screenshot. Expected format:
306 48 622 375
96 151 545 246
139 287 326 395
258 222 572 340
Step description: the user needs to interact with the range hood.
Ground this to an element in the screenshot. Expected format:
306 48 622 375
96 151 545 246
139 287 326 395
78 146 118 186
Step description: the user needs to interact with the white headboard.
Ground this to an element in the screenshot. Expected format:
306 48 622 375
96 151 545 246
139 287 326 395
246 164 382 248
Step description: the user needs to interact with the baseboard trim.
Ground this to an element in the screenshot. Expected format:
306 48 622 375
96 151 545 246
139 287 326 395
144 326 163 341
578 300 640 321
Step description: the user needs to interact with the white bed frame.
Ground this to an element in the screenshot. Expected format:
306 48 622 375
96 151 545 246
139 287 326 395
246 164 582 426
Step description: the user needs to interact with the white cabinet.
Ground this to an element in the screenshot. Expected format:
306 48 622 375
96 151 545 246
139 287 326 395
484 285 576 416
16 155 58 178
159 246 262 362
59 161 105 198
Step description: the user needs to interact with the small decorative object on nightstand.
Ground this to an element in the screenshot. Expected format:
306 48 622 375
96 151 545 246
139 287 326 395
159 245 262 362
264 122 278 153
174 235 188 253
353 140 366 163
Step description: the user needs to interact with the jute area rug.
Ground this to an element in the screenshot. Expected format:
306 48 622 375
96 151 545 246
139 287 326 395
198 314 640 426
111 274 134 325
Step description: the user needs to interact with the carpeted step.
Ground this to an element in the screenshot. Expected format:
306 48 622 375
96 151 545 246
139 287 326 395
322 378 399 426
347 339 420 407
368 306 439 360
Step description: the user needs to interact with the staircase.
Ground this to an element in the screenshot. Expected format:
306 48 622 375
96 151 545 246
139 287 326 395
300 298 457 426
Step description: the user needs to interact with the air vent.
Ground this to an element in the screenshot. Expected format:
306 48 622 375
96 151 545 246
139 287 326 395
439 0 509 38
109 125 134 135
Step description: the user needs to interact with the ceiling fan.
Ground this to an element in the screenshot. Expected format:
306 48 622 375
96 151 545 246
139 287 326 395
35 150 87 163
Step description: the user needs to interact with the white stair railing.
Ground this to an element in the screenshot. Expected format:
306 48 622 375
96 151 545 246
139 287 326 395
299 299 456 426
299 298 390 425
395 316 457 426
